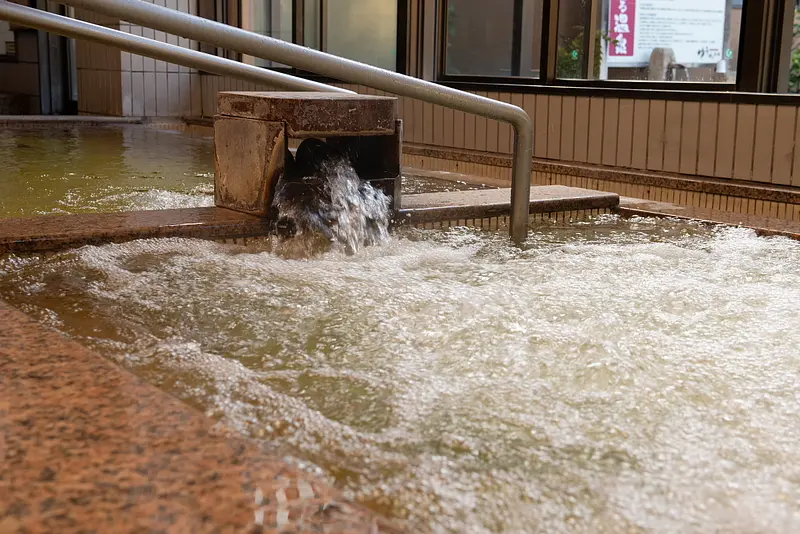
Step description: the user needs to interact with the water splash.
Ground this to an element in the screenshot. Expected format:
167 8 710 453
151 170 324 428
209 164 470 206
2 218 800 532
272 139 391 256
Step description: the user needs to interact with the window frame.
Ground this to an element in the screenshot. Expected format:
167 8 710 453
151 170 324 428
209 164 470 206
433 0 771 92
213 0 410 75
436 0 533 82
206 0 794 95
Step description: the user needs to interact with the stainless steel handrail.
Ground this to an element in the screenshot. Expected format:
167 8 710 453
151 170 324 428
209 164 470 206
0 1 350 94
53 0 534 243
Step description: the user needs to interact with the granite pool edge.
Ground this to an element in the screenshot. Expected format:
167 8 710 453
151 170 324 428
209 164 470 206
617 198 800 240
0 298 405 533
0 187 621 254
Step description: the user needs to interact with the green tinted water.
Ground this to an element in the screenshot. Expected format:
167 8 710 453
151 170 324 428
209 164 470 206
0 125 480 219
0 126 215 217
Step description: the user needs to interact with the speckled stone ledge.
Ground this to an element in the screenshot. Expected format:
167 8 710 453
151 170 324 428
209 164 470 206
217 92 397 138
0 115 145 127
0 299 403 533
0 207 272 254
0 187 619 253
618 197 800 240
403 168 508 189
398 185 619 224
404 143 800 205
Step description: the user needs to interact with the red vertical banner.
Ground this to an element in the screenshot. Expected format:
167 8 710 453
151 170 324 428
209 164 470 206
608 0 636 57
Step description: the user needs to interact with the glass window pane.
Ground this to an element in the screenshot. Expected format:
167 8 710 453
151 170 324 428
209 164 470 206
444 0 542 77
240 0 293 68
303 0 320 51
557 0 743 82
304 0 397 71
787 4 800 93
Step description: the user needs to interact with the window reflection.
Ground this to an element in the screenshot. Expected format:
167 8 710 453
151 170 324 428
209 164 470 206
236 0 398 71
787 0 800 92
304 0 398 71
0 21 14 58
443 0 542 78
240 0 293 68
556 0 743 82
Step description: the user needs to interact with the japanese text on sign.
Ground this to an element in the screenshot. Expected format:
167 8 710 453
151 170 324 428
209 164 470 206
606 0 726 67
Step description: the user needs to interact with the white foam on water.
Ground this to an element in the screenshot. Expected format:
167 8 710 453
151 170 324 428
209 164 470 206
2 216 800 533
92 186 214 211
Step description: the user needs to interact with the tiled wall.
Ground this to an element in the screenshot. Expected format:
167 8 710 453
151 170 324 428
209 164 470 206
74 9 122 116
75 1 200 117
120 0 202 117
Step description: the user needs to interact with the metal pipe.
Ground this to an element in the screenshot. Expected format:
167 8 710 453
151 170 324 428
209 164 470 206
0 1 350 95
53 0 534 243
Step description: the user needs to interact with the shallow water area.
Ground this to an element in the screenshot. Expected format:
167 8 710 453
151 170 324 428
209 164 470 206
0 126 216 217
2 216 800 533
0 125 481 219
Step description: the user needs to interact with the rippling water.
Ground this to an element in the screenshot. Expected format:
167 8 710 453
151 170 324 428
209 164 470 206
0 126 215 217
2 216 800 533
0 126 480 219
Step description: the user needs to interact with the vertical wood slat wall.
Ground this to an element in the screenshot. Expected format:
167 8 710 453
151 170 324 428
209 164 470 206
201 76 800 188
384 86 800 188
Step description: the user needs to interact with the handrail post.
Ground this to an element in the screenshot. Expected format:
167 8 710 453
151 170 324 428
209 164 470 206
510 117 534 243
52 0 534 243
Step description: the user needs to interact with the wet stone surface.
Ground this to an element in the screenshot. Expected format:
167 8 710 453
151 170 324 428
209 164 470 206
217 92 397 138
0 299 404 533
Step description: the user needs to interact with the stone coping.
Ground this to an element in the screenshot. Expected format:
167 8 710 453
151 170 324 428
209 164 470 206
0 187 619 254
0 115 144 124
0 188 794 256
217 92 397 138
618 198 800 240
0 207 272 254
398 185 619 224
0 299 402 533
404 143 800 205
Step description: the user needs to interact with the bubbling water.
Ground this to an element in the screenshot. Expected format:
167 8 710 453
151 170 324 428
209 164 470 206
272 139 391 256
2 218 800 533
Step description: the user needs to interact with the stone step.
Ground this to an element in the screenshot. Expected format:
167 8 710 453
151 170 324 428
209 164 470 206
0 186 620 254
398 185 620 224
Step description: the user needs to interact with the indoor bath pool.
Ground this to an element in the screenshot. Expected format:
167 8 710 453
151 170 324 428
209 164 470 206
0 125 215 217
1 215 799 533
0 125 483 219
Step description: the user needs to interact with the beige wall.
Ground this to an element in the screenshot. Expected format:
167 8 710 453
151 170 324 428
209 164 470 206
73 0 201 117
395 92 800 187
0 30 41 113
74 9 123 116
199 75 800 188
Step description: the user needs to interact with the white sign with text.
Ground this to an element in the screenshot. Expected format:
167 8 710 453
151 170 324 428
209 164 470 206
606 0 726 67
